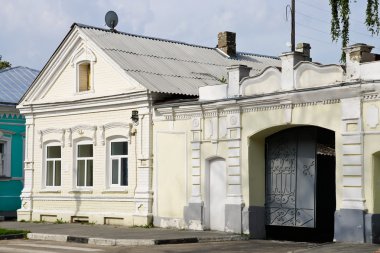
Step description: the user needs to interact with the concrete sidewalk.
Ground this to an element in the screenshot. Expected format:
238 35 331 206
0 221 246 246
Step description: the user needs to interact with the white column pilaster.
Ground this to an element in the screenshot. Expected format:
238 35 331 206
340 97 366 210
226 108 243 205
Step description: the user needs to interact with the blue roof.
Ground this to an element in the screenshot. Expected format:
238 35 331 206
0 66 39 104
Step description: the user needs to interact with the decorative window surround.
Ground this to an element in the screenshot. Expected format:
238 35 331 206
71 45 96 94
39 128 65 148
100 122 131 145
69 125 97 147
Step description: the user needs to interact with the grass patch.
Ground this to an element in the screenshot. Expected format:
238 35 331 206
0 228 29 236
53 218 67 224
132 224 154 229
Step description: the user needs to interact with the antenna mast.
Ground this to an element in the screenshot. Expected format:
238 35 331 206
291 0 295 52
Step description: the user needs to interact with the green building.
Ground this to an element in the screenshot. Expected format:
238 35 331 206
0 66 38 218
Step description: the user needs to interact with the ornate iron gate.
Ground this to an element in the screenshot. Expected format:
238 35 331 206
265 128 316 228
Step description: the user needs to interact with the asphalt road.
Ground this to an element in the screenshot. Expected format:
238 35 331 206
1 239 380 253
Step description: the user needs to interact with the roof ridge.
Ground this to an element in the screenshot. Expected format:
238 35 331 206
74 23 279 61
74 23 215 50
237 52 280 60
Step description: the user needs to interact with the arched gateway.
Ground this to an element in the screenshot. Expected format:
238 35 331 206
264 126 335 242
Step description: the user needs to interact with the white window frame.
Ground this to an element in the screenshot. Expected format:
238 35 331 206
45 143 62 188
0 136 12 178
76 60 94 93
76 140 94 188
109 138 128 187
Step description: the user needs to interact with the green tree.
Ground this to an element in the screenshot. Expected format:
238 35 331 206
330 0 380 61
0 55 11 70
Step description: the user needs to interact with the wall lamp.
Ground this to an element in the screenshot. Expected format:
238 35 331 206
131 110 139 125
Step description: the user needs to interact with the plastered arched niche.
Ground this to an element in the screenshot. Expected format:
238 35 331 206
204 156 227 231
240 67 281 96
294 62 344 89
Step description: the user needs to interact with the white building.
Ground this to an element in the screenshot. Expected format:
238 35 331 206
17 24 278 227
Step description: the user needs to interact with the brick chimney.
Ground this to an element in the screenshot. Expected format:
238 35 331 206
218 31 236 57
296 43 311 60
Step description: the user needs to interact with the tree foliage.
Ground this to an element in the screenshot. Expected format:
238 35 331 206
330 0 380 61
0 55 11 70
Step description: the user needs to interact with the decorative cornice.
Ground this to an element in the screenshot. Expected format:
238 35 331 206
159 98 341 120
0 113 24 120
363 93 380 101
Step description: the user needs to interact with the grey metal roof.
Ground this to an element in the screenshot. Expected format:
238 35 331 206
0 66 39 104
77 24 280 96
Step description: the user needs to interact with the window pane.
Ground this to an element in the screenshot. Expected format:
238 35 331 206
121 158 128 186
79 63 90 92
77 160 85 186
0 143 3 153
86 160 93 186
111 142 128 156
112 159 119 184
78 144 93 157
46 161 54 186
55 161 61 186
47 146 61 158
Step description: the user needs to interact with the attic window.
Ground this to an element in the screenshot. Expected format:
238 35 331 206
77 61 92 92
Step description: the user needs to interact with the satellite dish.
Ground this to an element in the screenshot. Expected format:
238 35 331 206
105 11 118 30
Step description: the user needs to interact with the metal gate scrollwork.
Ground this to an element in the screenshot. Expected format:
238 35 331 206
265 129 316 228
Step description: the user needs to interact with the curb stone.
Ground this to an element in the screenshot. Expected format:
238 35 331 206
116 239 155 246
27 233 68 242
67 236 89 244
26 232 247 246
198 235 249 242
154 238 198 245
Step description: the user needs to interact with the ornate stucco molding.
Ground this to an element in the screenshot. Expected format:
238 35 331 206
39 128 65 148
70 125 97 146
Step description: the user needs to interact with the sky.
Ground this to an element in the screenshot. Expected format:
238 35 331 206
0 0 379 71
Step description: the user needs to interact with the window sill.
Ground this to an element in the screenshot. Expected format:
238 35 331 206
69 189 93 194
39 189 61 193
0 176 12 181
74 90 94 95
102 188 128 194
